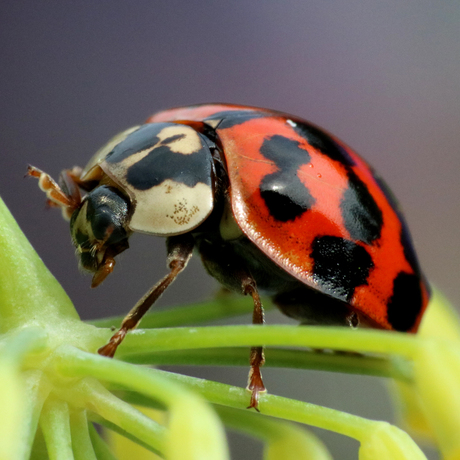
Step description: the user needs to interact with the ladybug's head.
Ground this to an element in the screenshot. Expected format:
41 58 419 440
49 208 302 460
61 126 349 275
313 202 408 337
70 185 131 287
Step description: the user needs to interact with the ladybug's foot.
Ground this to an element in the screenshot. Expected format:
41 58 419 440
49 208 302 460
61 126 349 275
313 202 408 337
98 328 127 358
247 345 266 411
27 165 79 214
97 311 138 358
247 378 266 411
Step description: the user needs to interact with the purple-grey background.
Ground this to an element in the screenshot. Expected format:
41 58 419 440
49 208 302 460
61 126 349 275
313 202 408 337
1 2 458 458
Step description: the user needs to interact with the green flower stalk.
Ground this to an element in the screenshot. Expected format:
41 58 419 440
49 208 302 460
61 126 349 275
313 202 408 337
0 194 459 459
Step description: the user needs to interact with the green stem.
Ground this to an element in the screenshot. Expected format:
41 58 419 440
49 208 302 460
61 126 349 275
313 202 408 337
40 398 74 460
87 424 118 460
149 368 427 459
147 368 372 440
122 347 411 381
113 325 421 361
69 410 97 460
20 370 51 460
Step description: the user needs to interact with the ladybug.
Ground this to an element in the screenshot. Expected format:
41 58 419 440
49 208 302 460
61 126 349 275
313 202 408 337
28 103 430 410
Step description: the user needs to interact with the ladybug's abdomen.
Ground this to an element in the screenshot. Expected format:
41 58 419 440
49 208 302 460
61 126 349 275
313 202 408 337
196 233 300 295
196 233 378 328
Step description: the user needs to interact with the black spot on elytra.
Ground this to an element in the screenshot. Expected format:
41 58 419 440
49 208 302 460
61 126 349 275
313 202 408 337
340 169 383 244
259 135 315 221
400 226 423 277
387 271 423 331
126 141 212 190
374 174 422 277
259 134 311 166
293 121 355 167
206 110 268 129
311 236 374 302
260 180 314 221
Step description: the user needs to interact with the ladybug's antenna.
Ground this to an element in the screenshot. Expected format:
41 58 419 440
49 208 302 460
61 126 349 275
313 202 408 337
26 165 82 219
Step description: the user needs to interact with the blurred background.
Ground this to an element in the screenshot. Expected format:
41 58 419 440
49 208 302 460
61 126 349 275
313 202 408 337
1 1 459 458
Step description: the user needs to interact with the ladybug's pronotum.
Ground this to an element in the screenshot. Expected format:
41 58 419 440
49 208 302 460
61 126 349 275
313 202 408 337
29 104 430 409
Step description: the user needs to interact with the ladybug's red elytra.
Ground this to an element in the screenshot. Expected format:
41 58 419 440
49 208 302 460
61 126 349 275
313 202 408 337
28 103 430 410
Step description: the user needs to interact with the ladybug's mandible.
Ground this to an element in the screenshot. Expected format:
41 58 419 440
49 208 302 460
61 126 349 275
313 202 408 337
29 103 430 409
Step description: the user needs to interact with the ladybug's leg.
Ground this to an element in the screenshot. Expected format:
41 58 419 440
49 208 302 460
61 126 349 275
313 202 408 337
241 276 266 411
98 234 195 358
27 165 82 216
28 164 103 218
196 238 268 410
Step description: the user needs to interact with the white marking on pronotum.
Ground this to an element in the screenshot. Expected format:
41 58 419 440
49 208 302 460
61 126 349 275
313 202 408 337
156 125 203 155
